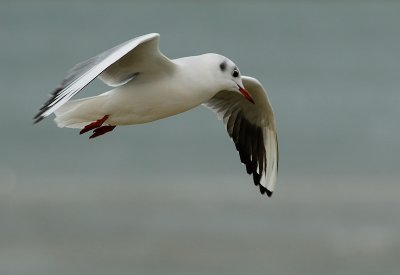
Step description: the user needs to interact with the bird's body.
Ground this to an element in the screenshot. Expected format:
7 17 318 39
35 33 279 196
55 54 223 128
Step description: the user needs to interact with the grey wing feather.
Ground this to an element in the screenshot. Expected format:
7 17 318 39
34 33 173 123
98 34 172 86
205 76 278 196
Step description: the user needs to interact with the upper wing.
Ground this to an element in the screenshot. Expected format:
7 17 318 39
34 33 175 123
204 76 278 196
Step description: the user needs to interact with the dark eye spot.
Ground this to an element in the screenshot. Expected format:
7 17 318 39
219 61 227 71
232 69 239 78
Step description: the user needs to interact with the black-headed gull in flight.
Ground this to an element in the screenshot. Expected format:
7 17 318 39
34 33 278 196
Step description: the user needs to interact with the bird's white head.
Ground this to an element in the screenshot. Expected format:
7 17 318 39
201 54 255 104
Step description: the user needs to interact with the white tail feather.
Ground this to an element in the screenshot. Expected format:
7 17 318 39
54 95 107 128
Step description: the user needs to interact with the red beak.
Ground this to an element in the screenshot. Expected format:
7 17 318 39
238 85 255 104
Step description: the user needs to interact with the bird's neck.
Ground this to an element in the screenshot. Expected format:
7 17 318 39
173 56 221 102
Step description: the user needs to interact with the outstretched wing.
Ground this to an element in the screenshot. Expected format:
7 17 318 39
34 33 175 123
204 76 278 197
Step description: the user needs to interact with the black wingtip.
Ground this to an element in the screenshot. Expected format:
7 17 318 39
259 184 273 197
251 173 273 197
33 118 42 124
33 86 64 124
33 112 45 124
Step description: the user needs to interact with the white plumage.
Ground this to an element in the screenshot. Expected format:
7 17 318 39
34 33 278 196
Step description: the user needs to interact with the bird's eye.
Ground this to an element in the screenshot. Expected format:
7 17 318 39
232 69 239 78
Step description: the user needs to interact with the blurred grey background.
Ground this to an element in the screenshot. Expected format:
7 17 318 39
1 0 400 274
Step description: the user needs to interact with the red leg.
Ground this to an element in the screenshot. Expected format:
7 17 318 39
89 125 116 139
80 115 109 135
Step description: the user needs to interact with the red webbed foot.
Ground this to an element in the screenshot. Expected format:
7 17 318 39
80 115 109 135
89 125 116 139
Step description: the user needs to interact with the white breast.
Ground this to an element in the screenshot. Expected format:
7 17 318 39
103 65 214 125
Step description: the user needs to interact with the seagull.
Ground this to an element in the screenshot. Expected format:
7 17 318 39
34 33 278 196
